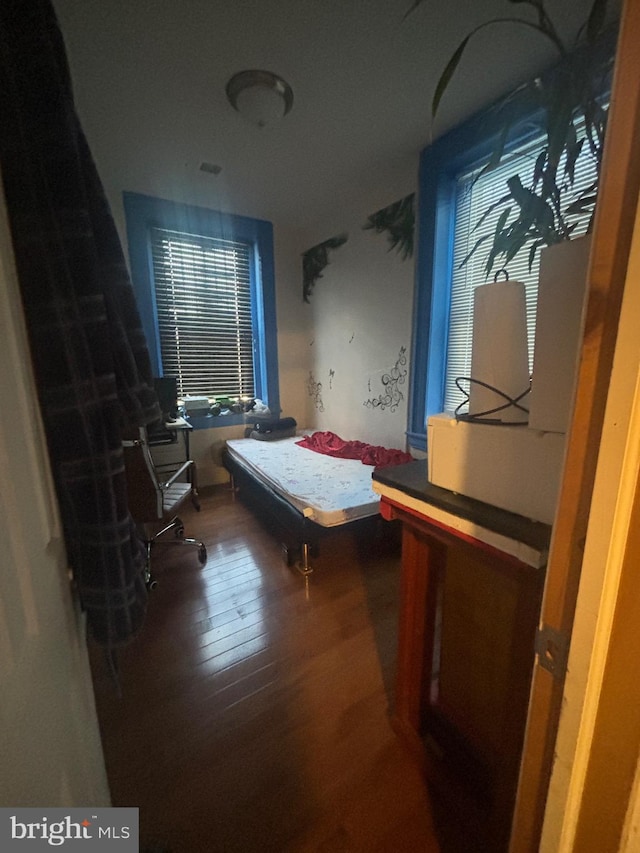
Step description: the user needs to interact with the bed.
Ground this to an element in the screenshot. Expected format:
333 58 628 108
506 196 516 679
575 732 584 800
222 434 394 574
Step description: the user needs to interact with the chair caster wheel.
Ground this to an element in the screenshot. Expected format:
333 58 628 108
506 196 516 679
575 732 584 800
198 545 207 564
175 526 185 539
146 576 158 591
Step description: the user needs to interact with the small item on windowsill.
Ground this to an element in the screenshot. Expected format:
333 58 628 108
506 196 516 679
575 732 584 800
183 395 212 417
209 395 256 415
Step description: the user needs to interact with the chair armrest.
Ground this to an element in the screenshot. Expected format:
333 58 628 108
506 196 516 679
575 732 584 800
158 459 194 489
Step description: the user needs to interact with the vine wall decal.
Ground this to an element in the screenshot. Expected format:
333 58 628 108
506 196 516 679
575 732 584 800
364 346 408 413
302 233 348 302
363 193 415 260
307 371 324 412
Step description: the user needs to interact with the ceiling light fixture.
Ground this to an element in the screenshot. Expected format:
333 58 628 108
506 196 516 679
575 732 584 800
225 69 294 128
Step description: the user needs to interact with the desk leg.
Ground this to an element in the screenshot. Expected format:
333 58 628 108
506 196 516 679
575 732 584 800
190 460 200 511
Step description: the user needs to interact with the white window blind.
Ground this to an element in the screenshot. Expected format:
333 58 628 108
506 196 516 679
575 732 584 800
444 129 598 414
150 227 255 399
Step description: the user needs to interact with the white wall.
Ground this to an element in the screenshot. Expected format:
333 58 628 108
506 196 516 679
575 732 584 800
301 172 417 449
273 223 314 429
0 183 110 807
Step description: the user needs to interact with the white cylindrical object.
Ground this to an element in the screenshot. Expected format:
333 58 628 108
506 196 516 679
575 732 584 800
469 280 530 422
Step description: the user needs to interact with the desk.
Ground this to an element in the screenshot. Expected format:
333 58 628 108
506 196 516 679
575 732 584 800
372 461 550 852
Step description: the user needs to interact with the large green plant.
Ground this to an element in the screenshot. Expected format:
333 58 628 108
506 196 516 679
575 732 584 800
408 0 615 273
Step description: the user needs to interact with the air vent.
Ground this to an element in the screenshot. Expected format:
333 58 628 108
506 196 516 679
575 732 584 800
199 162 222 175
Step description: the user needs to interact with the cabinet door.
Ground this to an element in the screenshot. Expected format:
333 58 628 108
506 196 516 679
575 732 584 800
395 522 544 852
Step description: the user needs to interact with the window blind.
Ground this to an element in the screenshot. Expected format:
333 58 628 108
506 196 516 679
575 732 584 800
150 227 255 399
444 128 598 414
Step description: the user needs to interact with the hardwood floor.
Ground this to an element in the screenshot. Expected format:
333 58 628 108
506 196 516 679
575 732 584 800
89 486 442 852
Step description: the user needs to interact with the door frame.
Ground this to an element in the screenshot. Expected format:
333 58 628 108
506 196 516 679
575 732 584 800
509 0 640 849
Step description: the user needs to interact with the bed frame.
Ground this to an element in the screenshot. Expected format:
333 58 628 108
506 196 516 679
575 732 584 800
221 446 391 575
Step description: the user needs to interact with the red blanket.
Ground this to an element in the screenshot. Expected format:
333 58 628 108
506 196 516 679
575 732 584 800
296 431 413 469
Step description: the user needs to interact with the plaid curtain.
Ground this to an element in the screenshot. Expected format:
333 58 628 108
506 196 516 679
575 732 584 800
0 0 161 646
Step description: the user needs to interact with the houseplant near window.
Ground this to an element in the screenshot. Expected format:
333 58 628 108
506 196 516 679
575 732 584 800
409 0 616 274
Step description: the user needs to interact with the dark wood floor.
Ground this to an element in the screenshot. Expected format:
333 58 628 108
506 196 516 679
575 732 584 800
89 486 442 852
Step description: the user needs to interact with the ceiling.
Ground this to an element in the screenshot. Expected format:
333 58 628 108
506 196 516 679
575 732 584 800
53 0 614 235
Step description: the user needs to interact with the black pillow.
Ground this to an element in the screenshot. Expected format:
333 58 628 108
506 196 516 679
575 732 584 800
252 417 297 434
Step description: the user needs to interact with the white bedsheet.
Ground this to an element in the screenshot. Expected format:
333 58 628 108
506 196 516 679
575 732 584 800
225 436 380 527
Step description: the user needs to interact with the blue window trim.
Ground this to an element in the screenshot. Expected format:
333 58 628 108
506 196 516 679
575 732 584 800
123 191 280 429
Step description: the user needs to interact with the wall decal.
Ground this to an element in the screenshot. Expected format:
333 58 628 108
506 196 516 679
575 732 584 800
364 346 408 412
329 369 335 390
302 233 348 302
307 372 324 412
363 193 415 260
349 333 355 343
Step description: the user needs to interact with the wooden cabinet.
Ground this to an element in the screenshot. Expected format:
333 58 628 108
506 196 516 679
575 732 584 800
372 462 550 852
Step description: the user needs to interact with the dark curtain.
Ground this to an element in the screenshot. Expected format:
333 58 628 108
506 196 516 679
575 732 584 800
0 0 161 646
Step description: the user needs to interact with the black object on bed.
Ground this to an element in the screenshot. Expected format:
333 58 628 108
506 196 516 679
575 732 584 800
249 416 298 441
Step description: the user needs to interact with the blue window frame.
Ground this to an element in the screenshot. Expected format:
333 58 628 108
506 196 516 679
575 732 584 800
123 192 280 428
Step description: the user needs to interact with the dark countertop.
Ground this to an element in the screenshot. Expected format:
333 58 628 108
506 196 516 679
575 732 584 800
373 460 552 554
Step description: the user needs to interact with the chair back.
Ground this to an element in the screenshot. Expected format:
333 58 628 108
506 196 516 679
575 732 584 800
122 427 164 523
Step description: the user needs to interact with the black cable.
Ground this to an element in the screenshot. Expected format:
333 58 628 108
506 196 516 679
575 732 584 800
453 376 531 426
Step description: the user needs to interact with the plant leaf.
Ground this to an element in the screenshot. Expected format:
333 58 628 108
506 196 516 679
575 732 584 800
587 0 608 44
527 240 543 271
493 207 512 241
432 36 471 118
564 193 598 215
544 79 577 172
471 123 512 186
458 232 493 269
471 191 513 234
532 149 547 188
507 0 545 31
403 0 426 20
564 136 584 185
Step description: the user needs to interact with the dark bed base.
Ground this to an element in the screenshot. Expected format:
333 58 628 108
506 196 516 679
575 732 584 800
221 447 393 575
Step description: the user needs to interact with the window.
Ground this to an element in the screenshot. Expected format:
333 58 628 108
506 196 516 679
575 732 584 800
408 88 605 450
123 193 279 425
150 228 254 399
445 127 598 414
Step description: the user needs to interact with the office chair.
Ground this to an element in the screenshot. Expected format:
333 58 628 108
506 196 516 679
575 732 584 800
122 426 207 589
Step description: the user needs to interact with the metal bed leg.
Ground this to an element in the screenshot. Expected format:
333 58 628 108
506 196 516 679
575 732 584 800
296 541 313 577
228 472 238 499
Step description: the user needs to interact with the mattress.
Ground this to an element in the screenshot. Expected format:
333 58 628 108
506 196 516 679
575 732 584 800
225 436 380 527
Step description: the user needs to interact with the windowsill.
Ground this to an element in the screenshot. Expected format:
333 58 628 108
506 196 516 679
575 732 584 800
406 430 427 453
186 412 249 430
